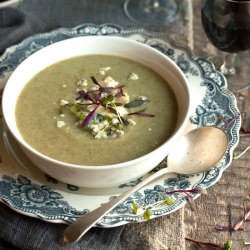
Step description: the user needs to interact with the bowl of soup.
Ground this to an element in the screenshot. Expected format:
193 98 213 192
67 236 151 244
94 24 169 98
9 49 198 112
2 36 190 188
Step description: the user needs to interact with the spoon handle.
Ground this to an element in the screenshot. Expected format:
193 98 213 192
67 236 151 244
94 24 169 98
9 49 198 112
64 167 171 243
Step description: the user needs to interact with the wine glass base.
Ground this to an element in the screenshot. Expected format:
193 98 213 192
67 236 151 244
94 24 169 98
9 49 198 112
124 0 178 26
220 53 237 76
220 64 236 76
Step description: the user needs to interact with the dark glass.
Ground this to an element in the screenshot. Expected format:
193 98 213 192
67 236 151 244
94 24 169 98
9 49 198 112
201 0 250 53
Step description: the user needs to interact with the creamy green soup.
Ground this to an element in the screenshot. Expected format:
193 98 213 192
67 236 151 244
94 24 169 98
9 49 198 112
15 55 178 165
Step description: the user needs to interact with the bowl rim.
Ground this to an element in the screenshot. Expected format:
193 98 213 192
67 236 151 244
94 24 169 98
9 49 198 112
0 0 22 8
2 35 191 170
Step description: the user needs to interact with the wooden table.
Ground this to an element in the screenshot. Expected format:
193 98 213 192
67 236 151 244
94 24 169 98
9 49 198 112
118 1 250 249
186 1 250 249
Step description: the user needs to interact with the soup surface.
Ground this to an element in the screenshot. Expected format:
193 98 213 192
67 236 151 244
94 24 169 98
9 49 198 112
16 55 178 165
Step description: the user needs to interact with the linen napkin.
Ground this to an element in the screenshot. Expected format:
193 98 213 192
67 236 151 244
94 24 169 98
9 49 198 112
0 203 124 250
0 7 56 55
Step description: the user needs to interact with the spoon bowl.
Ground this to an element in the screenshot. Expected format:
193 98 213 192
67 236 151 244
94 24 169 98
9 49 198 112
64 126 228 243
167 126 228 175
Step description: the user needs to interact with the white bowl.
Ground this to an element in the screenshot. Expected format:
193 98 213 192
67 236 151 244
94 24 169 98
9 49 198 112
0 0 22 9
2 36 191 188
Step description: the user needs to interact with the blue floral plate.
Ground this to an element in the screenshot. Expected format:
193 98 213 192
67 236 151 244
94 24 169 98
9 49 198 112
0 24 240 227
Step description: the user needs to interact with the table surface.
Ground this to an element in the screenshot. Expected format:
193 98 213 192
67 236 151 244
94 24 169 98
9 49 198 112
184 2 250 250
2 0 250 249
120 1 250 249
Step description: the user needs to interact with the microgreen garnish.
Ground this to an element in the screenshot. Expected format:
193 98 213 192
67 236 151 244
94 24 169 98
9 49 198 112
131 192 176 220
131 202 138 215
185 238 233 250
214 225 244 232
164 187 207 211
124 99 149 108
143 209 153 221
130 188 207 220
223 115 239 131
128 111 155 117
214 197 250 234
81 104 100 127
233 207 250 231
58 75 154 138
164 187 208 195
233 145 250 160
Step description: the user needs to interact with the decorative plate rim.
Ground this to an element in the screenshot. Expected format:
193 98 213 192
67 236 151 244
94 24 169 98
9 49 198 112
0 23 241 227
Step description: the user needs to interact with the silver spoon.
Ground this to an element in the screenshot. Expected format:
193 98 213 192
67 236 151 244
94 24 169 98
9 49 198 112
64 126 228 243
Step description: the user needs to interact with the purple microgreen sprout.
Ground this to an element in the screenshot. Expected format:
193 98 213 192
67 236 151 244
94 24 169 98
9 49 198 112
185 237 224 249
60 75 154 138
76 90 96 103
215 225 244 232
128 111 155 117
215 201 250 232
240 133 250 137
233 208 250 231
115 85 125 97
90 75 102 88
81 104 100 127
120 116 129 126
164 187 208 195
164 188 207 211
224 115 240 131
185 195 196 211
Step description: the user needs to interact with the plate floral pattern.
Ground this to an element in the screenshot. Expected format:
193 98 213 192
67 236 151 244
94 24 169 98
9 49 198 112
0 24 240 227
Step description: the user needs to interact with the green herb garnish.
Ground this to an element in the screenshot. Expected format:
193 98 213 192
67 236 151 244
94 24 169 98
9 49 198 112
59 75 154 138
143 209 153 220
124 99 149 108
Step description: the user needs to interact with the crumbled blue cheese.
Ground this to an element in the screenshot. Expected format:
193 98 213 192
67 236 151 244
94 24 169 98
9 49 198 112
128 72 139 80
138 96 148 101
116 92 130 105
128 119 136 126
99 66 111 75
57 120 65 128
112 118 119 124
115 106 128 116
89 124 99 133
89 86 99 92
103 76 119 87
89 120 110 139
116 130 125 136
60 99 69 106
